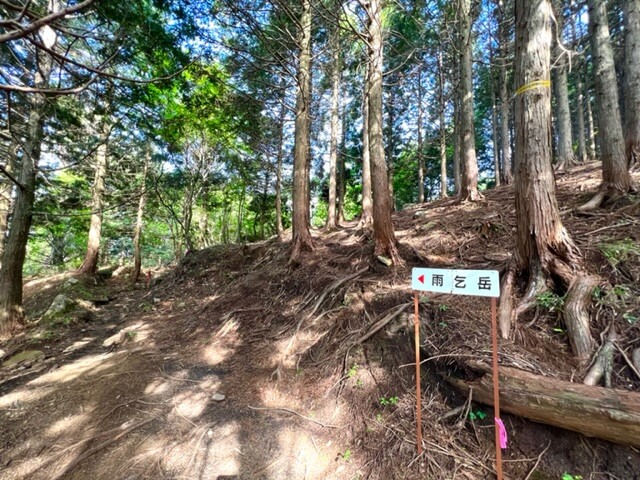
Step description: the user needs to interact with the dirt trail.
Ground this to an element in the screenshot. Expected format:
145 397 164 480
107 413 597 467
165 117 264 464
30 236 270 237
0 263 359 480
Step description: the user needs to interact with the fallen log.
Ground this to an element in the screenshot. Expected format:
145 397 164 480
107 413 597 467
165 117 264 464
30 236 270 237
446 362 640 447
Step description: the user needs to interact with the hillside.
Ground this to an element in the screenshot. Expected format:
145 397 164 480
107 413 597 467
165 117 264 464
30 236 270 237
1 163 639 480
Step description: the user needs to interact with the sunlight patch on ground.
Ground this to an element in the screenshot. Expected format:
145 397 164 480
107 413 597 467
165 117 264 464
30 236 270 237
165 422 240 478
144 378 170 396
29 352 118 385
173 390 210 419
0 386 52 409
46 412 89 436
277 427 337 479
201 318 242 365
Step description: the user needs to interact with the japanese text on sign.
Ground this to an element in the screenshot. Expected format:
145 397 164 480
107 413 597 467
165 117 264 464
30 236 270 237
411 268 500 297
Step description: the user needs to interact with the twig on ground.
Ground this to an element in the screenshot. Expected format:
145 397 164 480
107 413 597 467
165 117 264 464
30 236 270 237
247 405 341 428
523 441 551 480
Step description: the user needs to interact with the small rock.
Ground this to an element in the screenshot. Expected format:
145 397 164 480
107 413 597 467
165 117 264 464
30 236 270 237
63 277 79 288
0 349 5 360
44 294 75 319
153 298 161 303
377 255 393 267
211 393 226 402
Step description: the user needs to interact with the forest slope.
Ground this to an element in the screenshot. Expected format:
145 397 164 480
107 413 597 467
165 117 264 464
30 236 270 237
0 162 639 480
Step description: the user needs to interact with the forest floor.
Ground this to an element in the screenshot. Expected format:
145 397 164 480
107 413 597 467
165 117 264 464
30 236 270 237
1 162 640 480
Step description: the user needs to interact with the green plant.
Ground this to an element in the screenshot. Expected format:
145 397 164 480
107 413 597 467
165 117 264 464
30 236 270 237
438 304 449 312
126 331 138 339
356 378 364 387
346 364 359 379
438 321 448 328
379 396 399 407
535 291 565 312
623 313 638 325
561 473 583 480
375 413 383 422
468 409 487 421
599 238 640 269
341 448 352 462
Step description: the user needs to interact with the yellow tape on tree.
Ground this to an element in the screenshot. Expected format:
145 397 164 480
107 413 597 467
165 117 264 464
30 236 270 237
514 79 551 96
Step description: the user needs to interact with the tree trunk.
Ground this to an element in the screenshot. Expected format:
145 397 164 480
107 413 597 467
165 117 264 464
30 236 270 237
361 69 373 226
453 87 461 195
576 74 588 163
438 44 448 198
498 0 513 184
385 88 396 210
365 0 399 264
585 61 597 160
0 68 52 335
417 70 425 203
275 96 285 239
132 146 150 284
326 22 341 231
582 0 631 208
0 147 17 267
290 0 314 261
624 0 640 167
514 0 578 282
447 362 640 448
490 70 501 186
571 13 588 164
337 109 346 224
78 125 109 274
553 2 575 170
459 0 481 201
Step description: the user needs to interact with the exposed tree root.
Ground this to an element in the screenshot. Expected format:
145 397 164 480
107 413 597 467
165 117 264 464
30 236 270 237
247 405 340 428
514 263 548 320
50 418 154 480
498 264 516 338
350 303 410 346
584 323 617 386
577 189 606 211
563 274 599 365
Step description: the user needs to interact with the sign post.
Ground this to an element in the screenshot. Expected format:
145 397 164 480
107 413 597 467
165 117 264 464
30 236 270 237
411 268 504 479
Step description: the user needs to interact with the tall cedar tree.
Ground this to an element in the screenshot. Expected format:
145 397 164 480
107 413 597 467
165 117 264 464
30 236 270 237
580 0 632 210
624 0 640 166
290 0 314 261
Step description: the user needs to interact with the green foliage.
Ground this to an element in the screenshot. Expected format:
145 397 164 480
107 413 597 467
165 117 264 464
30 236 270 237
561 473 583 480
599 238 640 269
468 410 487 421
341 449 352 462
379 396 399 407
535 291 565 313
347 364 359 379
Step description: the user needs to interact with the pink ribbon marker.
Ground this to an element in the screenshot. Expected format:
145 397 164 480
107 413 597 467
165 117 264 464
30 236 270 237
495 417 508 449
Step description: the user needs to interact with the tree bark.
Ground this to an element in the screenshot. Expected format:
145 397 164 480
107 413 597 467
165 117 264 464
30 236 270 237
385 88 396 210
0 50 53 334
585 61 597 160
490 69 501 186
132 145 150 284
583 0 631 207
459 0 481 202
498 0 513 184
0 146 17 267
361 67 373 226
553 1 575 170
624 0 640 167
290 0 314 261
417 70 425 203
514 0 578 284
365 0 399 264
275 95 285 239
438 43 448 198
326 21 341 231
78 126 109 274
571 11 588 164
447 362 640 448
